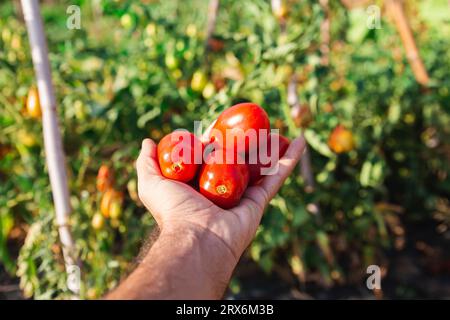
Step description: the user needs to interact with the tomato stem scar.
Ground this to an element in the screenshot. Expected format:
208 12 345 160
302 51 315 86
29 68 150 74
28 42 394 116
216 184 227 194
172 162 182 172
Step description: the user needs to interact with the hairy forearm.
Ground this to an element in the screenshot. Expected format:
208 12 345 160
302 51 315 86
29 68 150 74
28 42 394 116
107 224 238 300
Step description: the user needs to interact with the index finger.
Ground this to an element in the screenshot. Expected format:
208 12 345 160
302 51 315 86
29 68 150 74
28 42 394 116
240 135 306 211
259 135 306 199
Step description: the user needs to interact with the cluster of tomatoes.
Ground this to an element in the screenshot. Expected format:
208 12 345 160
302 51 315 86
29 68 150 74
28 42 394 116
156 103 290 209
93 165 124 230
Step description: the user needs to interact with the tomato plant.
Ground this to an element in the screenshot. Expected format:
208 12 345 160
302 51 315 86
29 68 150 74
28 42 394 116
0 0 448 299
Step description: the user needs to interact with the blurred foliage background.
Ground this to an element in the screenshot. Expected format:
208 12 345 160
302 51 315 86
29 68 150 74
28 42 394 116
0 0 449 299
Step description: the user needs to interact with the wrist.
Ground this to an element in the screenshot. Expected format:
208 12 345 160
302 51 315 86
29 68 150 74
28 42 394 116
159 221 239 268
150 222 238 298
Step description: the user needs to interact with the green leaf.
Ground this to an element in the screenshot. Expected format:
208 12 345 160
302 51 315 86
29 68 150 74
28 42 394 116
262 43 297 60
371 161 384 185
137 107 161 128
304 129 334 158
292 205 309 227
250 243 262 262
259 253 274 273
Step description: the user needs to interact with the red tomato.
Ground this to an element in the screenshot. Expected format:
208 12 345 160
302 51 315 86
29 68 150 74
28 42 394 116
247 133 290 185
209 102 270 154
207 37 225 52
291 104 313 128
199 149 249 209
157 131 203 182
328 125 355 153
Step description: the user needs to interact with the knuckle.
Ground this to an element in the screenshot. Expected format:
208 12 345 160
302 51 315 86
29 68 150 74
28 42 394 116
258 186 271 205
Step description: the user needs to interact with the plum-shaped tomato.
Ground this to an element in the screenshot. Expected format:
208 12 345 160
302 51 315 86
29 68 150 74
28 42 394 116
26 87 41 119
209 103 270 154
199 149 249 209
157 131 203 182
96 165 114 192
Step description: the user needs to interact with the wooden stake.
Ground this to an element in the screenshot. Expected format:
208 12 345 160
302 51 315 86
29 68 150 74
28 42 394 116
21 0 79 296
319 0 330 66
205 0 220 51
385 0 430 86
340 0 370 9
271 0 287 32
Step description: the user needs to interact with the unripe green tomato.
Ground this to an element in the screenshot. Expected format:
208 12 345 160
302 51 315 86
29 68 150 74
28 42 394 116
2 28 11 43
74 100 87 120
165 54 179 70
183 50 194 61
120 14 135 30
191 70 208 92
186 24 197 37
172 69 182 79
144 37 154 48
92 213 105 230
202 82 215 99
127 178 139 203
17 129 38 148
175 40 185 52
7 51 16 63
145 23 156 37
23 282 34 298
274 64 293 84
11 34 22 50
109 200 122 220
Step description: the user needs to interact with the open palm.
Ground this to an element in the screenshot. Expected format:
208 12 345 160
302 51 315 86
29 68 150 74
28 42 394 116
136 136 305 259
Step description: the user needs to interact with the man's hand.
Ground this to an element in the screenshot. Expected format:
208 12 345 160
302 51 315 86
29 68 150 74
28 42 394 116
136 136 305 259
107 135 305 299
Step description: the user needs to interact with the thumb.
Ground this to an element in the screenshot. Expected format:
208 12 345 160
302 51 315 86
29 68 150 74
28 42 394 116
136 138 162 179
